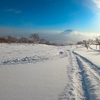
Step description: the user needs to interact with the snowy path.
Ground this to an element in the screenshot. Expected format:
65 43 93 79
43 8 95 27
59 50 86 100
59 47 100 100
73 51 100 100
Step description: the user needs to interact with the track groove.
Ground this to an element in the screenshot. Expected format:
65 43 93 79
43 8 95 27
74 52 100 100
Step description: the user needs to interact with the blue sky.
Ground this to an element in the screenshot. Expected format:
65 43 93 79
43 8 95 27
0 0 100 43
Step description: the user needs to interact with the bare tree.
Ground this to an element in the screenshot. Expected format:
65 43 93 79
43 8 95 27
6 36 18 43
30 33 40 43
18 37 29 43
83 40 89 49
94 36 100 50
76 41 83 45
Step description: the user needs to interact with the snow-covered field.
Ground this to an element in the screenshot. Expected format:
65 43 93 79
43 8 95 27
0 43 100 100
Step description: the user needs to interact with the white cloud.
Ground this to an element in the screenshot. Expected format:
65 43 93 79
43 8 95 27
93 0 100 8
52 29 100 44
39 29 97 44
5 9 22 13
85 0 100 16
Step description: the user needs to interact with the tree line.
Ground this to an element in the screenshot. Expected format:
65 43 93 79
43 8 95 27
76 36 100 50
0 33 57 45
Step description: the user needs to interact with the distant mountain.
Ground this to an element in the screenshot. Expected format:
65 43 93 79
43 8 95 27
61 29 75 34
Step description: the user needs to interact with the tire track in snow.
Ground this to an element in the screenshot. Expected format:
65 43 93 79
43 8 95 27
59 50 86 100
76 57 91 100
74 52 100 100
73 52 100 76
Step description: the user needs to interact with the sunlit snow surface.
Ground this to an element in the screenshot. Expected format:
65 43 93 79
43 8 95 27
0 43 100 100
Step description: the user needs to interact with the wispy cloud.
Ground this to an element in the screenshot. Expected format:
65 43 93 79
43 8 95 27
5 9 22 13
0 27 30 37
93 0 100 8
14 11 22 13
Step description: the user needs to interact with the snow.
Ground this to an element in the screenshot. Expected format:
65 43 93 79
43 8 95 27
0 58 68 100
0 43 69 100
0 43 100 100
